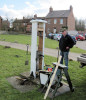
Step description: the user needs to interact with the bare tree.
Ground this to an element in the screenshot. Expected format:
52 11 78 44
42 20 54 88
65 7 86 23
25 14 33 19
75 18 85 31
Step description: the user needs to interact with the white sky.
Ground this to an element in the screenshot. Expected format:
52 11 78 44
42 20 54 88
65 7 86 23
0 0 86 20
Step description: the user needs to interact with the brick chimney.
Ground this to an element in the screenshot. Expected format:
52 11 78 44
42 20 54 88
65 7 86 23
34 14 37 19
23 16 25 19
0 16 2 19
70 5 73 11
49 6 53 13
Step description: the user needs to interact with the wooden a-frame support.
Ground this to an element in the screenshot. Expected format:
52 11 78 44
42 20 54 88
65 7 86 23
44 56 62 99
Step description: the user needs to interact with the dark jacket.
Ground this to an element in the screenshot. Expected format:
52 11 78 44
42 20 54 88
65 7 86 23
59 34 74 52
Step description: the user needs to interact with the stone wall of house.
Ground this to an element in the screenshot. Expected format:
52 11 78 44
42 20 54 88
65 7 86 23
45 12 75 35
67 8 75 31
45 6 75 35
45 18 67 35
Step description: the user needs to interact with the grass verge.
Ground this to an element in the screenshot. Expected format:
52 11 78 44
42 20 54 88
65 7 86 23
0 45 86 100
0 34 86 54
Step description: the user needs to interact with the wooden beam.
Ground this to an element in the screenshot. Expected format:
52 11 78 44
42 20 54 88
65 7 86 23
38 28 44 31
38 31 43 70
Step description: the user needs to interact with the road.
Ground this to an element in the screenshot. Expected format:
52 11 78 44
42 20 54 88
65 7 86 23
0 41 83 61
75 41 86 50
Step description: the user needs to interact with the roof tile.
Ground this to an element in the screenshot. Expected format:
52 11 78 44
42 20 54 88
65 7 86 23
46 10 70 18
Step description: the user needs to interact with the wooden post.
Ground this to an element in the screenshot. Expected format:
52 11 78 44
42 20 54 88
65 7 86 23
30 20 47 78
38 31 43 70
44 56 62 99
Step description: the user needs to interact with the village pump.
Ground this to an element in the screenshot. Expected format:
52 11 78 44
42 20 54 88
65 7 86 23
30 19 47 78
30 19 74 100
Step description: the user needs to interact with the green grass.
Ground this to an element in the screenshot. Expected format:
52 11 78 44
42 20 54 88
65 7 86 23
45 38 59 49
0 34 32 45
70 46 86 53
0 34 86 54
0 34 58 49
0 45 86 100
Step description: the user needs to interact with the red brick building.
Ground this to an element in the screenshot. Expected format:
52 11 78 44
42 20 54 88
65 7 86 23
12 6 75 35
45 6 75 35
13 17 32 33
13 15 45 34
2 19 10 31
0 16 10 30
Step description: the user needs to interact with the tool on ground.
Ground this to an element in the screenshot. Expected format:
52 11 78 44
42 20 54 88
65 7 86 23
25 44 29 65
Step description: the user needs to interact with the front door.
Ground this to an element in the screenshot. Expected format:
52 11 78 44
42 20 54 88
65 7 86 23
53 28 56 33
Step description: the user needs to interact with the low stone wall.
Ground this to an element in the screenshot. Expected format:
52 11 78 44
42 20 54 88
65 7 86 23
0 31 7 34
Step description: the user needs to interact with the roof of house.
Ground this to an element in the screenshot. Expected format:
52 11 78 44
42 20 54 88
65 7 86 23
46 10 70 18
0 16 2 20
13 19 22 23
33 17 45 20
2 20 10 25
13 18 32 24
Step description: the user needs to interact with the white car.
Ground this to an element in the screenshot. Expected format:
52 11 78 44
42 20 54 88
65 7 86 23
53 34 62 41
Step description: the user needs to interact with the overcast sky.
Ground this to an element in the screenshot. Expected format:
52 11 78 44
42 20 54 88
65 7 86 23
0 0 86 20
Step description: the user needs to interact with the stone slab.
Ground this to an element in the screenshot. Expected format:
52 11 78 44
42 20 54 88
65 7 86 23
7 76 37 93
48 84 70 98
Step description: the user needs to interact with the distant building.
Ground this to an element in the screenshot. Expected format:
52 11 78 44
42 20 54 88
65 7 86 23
12 6 75 35
0 16 2 30
33 14 45 20
13 17 32 34
2 19 10 31
45 6 75 35
13 15 45 34
0 16 10 31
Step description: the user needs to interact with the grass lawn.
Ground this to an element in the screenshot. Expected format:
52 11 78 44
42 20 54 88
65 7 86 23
0 34 86 54
0 45 86 100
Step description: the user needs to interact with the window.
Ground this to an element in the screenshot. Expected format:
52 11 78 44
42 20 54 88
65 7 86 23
53 28 56 33
54 19 57 24
23 23 26 26
48 28 50 33
60 19 63 24
48 19 50 24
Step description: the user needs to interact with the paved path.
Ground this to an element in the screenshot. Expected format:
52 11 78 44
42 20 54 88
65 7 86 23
75 41 86 50
0 41 81 61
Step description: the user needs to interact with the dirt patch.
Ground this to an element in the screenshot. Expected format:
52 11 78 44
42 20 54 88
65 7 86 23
7 76 38 93
4 46 11 48
20 71 31 78
14 55 22 58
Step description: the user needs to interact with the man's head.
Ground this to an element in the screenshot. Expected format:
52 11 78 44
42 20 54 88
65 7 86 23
60 28 68 36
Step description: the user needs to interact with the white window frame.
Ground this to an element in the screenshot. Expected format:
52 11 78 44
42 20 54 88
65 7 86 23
48 28 50 33
53 28 56 33
60 19 63 24
23 23 27 26
48 19 50 24
54 19 57 24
